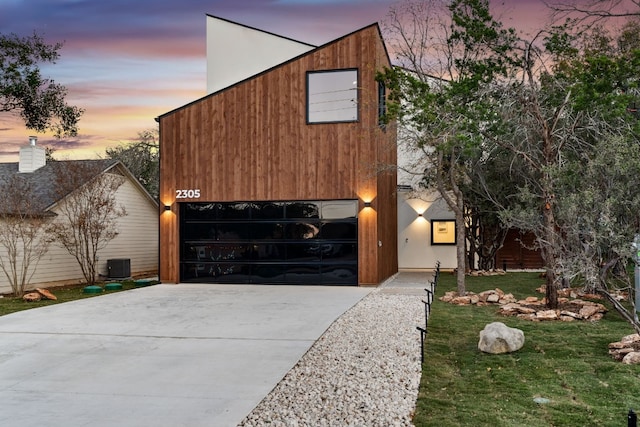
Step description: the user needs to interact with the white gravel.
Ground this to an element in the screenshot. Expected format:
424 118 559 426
238 287 425 427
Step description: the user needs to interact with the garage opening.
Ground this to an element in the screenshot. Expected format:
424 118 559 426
180 200 358 285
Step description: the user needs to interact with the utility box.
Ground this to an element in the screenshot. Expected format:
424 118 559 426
107 259 131 279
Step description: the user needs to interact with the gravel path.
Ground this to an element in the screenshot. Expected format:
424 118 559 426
238 285 426 427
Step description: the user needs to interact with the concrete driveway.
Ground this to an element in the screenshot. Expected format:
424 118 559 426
0 284 371 427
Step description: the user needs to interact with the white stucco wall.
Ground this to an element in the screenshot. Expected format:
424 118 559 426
0 175 158 294
397 191 457 270
206 15 315 94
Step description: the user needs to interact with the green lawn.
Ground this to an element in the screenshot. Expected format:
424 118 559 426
0 280 156 317
414 272 640 427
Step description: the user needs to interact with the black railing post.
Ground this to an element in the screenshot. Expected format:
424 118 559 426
422 299 430 329
629 409 637 427
416 326 427 363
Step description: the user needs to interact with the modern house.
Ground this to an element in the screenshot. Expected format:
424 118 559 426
158 15 466 287
0 138 159 294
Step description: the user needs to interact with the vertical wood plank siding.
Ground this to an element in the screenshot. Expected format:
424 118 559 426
159 25 397 285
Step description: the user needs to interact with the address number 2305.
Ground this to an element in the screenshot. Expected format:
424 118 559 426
176 189 201 199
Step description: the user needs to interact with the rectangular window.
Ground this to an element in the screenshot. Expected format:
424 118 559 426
307 69 358 123
431 219 456 245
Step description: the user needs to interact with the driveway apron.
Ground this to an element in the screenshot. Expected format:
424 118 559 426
0 284 371 427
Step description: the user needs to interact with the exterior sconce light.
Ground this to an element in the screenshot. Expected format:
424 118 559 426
164 205 172 212
418 213 423 217
364 201 372 208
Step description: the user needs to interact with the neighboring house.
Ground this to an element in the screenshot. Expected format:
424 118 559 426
0 138 159 294
158 18 397 286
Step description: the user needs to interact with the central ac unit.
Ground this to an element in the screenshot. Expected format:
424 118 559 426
107 258 131 279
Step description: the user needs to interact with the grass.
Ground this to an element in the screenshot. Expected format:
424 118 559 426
413 272 640 427
0 280 156 317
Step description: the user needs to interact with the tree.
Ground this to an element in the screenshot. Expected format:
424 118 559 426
381 0 519 295
0 32 83 137
549 0 640 24
105 129 159 199
489 17 640 310
48 161 126 286
555 133 640 331
382 0 640 315
0 174 52 296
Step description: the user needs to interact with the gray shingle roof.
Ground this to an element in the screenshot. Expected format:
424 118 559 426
0 159 119 214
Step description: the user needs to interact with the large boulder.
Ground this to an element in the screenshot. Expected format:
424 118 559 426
478 322 525 354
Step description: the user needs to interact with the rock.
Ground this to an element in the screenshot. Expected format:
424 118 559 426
516 313 537 321
500 293 516 303
500 303 521 314
478 322 525 354
560 310 582 320
579 305 600 319
621 334 640 344
525 296 539 303
500 303 536 316
486 294 500 303
611 349 635 361
622 352 640 365
36 288 57 301
588 313 604 322
23 292 41 302
440 292 456 302
536 310 558 321
470 294 480 305
478 290 496 302
451 296 472 305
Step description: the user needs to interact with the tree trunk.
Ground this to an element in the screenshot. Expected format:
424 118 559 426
456 207 467 295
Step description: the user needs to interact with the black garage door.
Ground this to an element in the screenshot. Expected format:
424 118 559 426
180 200 358 285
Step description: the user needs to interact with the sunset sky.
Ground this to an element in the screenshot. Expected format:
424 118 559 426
0 0 557 162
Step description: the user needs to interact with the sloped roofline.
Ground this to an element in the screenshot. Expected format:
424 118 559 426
103 161 159 208
44 160 158 212
158 22 391 120
205 14 317 49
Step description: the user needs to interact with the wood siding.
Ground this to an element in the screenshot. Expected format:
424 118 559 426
159 25 397 285
495 229 544 270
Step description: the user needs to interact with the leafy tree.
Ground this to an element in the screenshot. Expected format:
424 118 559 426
382 0 640 318
0 32 83 137
381 0 519 295
0 174 52 296
105 129 159 199
48 161 126 286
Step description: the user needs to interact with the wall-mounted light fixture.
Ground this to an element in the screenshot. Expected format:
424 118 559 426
364 201 372 208
418 212 423 217
164 205 172 212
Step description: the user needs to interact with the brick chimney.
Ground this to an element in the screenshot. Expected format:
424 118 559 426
19 136 46 173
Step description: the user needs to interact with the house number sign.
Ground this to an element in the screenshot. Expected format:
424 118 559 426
175 189 201 199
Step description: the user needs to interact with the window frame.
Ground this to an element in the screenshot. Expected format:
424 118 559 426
306 68 359 124
430 219 457 245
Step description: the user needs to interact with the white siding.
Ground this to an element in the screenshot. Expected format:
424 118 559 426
206 15 314 94
0 175 158 294
396 97 457 270
397 191 457 270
